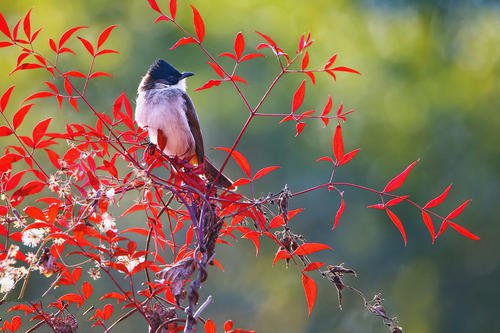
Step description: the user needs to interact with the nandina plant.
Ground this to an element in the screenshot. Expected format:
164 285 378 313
0 1 479 332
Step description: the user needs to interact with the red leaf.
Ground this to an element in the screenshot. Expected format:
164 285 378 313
5 170 27 191
58 293 84 307
231 75 247 84
12 104 34 130
292 243 332 256
253 165 280 180
435 221 448 239
301 273 317 315
333 192 345 229
7 304 34 315
219 51 236 60
256 31 278 50
0 126 13 137
224 320 233 332
147 0 162 13
385 195 409 207
287 208 304 220
59 26 87 48
272 249 291 265
99 292 127 303
204 319 216 333
82 281 93 299
324 53 337 69
295 121 306 137
195 79 222 91
95 49 119 56
447 221 480 241
385 209 407 246
304 261 325 272
102 304 114 320
320 95 333 126
170 36 197 50
231 178 251 188
304 71 316 84
31 28 42 43
301 51 309 70
292 80 306 113
338 148 360 166
421 211 435 242
24 206 47 221
445 199 471 221
154 15 170 23
3 316 21 332
316 156 334 164
120 203 147 217
170 0 177 20
214 146 251 177
367 203 385 210
33 118 52 144
11 63 44 74
242 231 261 255
1 85 15 112
97 25 117 49
77 36 94 56
0 13 11 39
424 184 452 209
0 41 14 48
331 66 361 75
268 215 285 228
23 91 54 103
64 70 86 78
240 53 264 62
89 71 112 79
333 124 344 162
234 32 244 59
207 61 224 78
191 5 205 42
22 9 31 40
383 159 419 193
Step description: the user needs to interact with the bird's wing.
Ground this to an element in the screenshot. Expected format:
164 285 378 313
182 92 204 165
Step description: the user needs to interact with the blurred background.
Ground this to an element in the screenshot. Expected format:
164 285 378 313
0 0 498 332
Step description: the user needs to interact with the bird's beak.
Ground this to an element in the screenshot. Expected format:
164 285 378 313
180 72 195 80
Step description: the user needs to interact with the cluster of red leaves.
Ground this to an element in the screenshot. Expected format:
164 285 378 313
0 1 478 332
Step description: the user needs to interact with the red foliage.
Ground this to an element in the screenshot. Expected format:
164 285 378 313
0 2 477 333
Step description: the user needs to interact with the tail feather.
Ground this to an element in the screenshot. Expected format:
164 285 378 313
204 158 233 189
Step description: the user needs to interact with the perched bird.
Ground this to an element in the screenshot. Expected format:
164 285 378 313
135 59 232 188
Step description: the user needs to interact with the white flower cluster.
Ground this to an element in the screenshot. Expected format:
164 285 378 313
0 245 28 294
116 254 145 272
21 227 49 248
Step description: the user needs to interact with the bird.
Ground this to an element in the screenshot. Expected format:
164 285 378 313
135 59 233 188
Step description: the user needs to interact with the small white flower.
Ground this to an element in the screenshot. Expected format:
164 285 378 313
116 255 144 272
99 212 116 233
22 228 47 247
7 244 19 258
105 188 115 200
0 276 15 293
25 252 37 265
53 238 65 245
88 267 101 280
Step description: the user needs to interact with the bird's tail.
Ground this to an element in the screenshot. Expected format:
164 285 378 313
204 158 233 189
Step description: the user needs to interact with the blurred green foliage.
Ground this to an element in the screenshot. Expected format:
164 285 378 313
0 0 498 332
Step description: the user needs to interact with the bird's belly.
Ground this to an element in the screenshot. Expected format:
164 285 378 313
136 93 195 159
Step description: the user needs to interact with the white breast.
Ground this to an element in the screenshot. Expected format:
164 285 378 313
135 88 195 159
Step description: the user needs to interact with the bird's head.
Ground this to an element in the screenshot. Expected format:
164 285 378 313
140 59 194 91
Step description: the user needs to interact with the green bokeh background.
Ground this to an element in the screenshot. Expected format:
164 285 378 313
0 0 498 332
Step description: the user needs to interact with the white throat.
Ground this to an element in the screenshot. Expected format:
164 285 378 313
171 78 187 92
